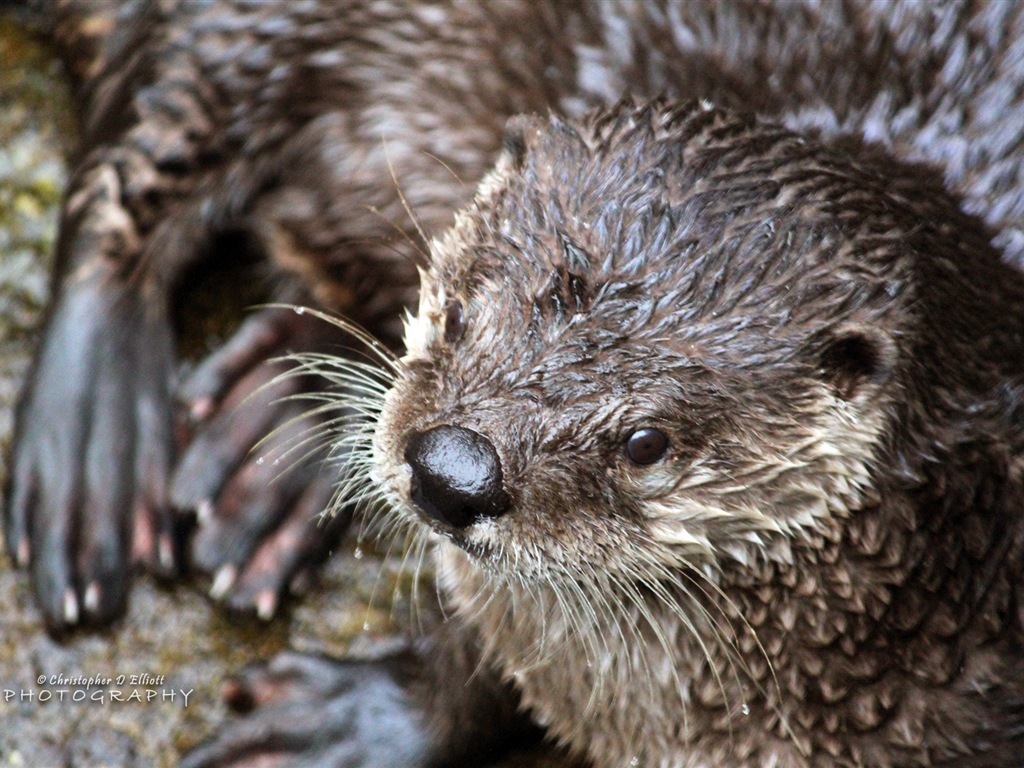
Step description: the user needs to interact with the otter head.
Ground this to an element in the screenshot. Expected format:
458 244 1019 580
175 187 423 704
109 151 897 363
373 100 911 585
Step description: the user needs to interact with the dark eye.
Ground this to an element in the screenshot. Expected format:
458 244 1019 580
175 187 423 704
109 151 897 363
444 300 465 343
625 427 669 465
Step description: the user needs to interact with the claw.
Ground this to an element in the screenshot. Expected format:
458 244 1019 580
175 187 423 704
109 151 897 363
63 588 80 625
256 589 278 621
189 396 215 423
210 564 237 599
159 533 176 572
15 536 30 568
84 581 101 614
196 498 215 525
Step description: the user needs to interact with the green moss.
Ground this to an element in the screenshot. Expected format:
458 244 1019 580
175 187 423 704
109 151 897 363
0 14 73 349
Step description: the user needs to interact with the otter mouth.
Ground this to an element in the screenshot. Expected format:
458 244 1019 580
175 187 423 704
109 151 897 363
405 479 501 561
446 532 495 562
398 493 497 562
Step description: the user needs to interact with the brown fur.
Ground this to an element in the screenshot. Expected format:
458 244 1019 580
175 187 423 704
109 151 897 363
371 100 1024 767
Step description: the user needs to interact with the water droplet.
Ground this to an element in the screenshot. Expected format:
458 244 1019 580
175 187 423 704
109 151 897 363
295 306 306 315
255 456 264 465
630 758 640 766
741 703 750 716
353 546 364 559
362 621 370 632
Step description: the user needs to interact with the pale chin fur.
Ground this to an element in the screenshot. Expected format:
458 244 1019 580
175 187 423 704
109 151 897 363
646 398 886 571
433 528 780 768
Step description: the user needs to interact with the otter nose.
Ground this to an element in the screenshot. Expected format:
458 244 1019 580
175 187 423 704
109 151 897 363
404 425 510 528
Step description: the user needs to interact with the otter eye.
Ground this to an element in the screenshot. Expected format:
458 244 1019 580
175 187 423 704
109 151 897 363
444 300 465 343
625 428 668 465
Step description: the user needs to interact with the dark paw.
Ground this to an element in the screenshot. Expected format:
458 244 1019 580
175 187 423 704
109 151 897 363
4 272 177 633
171 307 356 619
181 652 432 768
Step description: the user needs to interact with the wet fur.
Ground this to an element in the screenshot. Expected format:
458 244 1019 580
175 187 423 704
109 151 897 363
349 98 1024 767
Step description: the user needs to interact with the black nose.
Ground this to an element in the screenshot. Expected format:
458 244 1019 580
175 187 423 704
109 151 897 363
404 425 510 528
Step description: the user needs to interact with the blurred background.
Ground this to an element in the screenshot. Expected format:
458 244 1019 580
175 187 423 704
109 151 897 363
0 13 420 768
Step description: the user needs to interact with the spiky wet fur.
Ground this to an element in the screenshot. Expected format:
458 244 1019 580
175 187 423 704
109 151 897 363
298 100 1024 767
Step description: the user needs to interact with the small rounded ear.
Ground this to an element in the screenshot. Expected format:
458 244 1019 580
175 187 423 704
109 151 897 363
817 323 897 400
501 115 545 171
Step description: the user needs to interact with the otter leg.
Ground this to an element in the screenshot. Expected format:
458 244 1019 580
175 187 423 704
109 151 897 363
2 164 189 633
2 0 249 632
181 621 547 768
171 306 355 618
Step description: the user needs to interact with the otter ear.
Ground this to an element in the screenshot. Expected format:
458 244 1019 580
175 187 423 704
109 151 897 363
817 324 897 400
501 115 546 171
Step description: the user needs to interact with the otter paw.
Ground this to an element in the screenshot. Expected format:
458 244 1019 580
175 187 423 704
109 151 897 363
181 652 432 768
171 307 353 618
3 274 177 633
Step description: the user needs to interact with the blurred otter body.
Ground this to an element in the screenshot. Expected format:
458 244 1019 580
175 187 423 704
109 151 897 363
42 0 1024 305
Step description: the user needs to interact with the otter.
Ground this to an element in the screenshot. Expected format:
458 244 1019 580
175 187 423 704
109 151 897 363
183 100 1024 767
385 100 1024 766
7 1 1024 765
